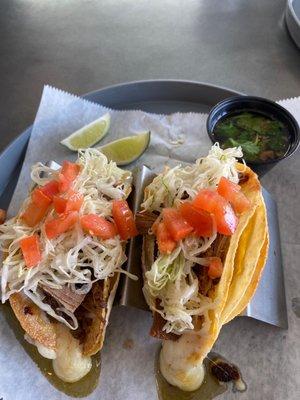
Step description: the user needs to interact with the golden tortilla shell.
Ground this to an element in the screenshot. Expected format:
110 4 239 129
143 163 268 368
81 274 119 356
9 292 57 350
224 231 269 324
9 273 119 355
221 191 268 323
183 164 264 363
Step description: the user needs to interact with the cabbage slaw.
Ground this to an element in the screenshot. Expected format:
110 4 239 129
142 144 243 335
0 148 133 330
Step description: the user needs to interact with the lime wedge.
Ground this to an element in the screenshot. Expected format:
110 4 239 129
61 113 111 151
97 131 151 166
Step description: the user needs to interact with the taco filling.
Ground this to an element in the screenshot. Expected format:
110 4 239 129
139 144 268 391
0 148 137 383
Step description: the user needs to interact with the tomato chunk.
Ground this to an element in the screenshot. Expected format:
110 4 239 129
21 189 52 227
193 189 221 213
80 214 117 239
66 191 84 212
53 191 83 214
214 203 237 236
207 257 223 279
162 208 193 241
40 180 59 200
112 200 138 240
45 211 78 239
32 189 52 209
217 177 250 214
0 208 6 224
156 221 176 254
61 161 80 182
53 196 68 214
58 161 80 193
218 177 240 196
21 203 48 227
231 191 251 214
193 189 237 236
20 235 41 268
58 173 72 193
179 202 213 237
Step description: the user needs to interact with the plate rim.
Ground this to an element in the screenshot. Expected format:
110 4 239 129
84 78 243 100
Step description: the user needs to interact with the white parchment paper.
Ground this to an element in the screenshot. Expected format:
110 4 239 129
1 86 300 400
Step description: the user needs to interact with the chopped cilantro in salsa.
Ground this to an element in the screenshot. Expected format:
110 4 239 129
214 111 290 162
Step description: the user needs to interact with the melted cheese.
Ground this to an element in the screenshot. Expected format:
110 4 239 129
52 324 92 383
160 333 205 391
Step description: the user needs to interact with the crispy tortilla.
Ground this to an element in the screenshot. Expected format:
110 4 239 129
221 192 268 324
201 165 265 354
80 273 119 356
224 232 269 324
9 273 119 355
142 163 268 368
9 292 57 350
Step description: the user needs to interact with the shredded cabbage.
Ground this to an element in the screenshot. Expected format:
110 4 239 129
142 144 242 334
0 148 134 329
141 143 242 212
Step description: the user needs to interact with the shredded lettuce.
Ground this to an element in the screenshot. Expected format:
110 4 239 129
143 251 213 334
141 143 242 213
0 149 134 329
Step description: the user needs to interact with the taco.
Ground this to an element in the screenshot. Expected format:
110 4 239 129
138 144 268 391
0 149 137 384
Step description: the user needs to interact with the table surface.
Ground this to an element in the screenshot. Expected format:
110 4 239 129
0 1 299 399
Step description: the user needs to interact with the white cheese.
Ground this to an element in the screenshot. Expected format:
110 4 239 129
160 333 205 391
52 324 92 383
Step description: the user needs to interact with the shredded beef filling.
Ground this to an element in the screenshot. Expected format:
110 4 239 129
74 280 107 344
135 211 158 235
41 285 86 313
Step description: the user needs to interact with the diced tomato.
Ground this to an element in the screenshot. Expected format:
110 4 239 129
66 191 83 212
193 189 237 236
156 221 176 254
61 161 80 182
31 189 52 209
53 191 83 214
20 235 41 268
179 202 213 237
40 180 59 200
45 211 78 239
57 161 80 193
58 173 72 193
112 200 138 240
0 208 6 224
21 189 52 227
217 177 250 214
193 189 222 213
162 208 193 241
213 202 237 236
231 191 251 214
53 196 68 214
207 257 223 279
80 214 117 239
218 177 240 196
21 203 48 227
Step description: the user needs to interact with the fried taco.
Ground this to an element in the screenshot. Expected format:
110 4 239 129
138 144 268 391
0 149 137 384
